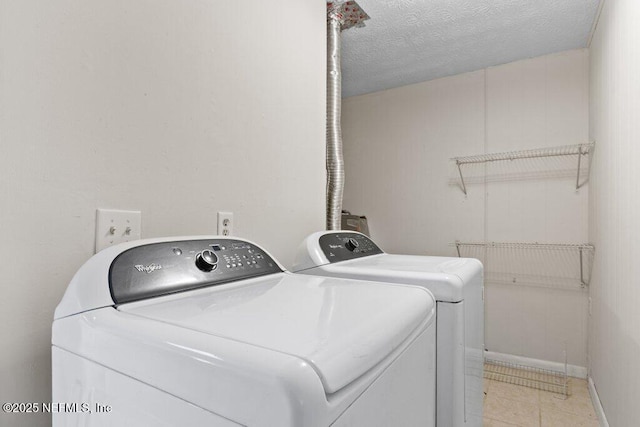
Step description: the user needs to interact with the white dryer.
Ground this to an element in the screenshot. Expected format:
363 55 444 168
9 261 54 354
293 231 484 427
52 236 437 427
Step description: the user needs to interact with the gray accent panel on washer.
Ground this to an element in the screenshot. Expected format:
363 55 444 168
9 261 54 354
109 239 282 304
318 232 383 263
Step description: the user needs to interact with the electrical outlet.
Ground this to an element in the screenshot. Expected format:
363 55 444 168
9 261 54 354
217 212 234 236
95 209 141 253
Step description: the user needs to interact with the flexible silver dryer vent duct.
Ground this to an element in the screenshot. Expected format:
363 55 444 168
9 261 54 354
326 1 369 230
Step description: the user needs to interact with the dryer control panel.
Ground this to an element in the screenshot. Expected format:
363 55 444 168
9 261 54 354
319 232 383 263
109 239 282 304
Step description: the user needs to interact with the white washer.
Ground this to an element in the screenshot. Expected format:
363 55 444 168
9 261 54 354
53 236 437 427
293 231 484 427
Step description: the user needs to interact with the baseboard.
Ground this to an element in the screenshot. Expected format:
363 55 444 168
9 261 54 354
588 377 609 427
484 351 588 379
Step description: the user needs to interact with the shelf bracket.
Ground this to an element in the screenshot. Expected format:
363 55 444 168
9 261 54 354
455 241 461 257
579 247 586 287
456 161 467 195
576 147 590 190
576 147 583 190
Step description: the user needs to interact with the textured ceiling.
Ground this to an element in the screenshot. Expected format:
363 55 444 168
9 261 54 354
340 0 601 97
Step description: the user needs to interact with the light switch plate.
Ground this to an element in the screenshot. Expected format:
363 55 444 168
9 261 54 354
95 209 142 253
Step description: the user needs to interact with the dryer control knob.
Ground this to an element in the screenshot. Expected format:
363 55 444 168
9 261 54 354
195 250 218 272
345 238 360 252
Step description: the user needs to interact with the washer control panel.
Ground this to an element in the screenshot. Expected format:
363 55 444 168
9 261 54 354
318 232 383 263
109 239 282 304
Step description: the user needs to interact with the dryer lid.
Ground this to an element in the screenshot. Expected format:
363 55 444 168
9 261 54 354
120 272 435 394
324 253 482 302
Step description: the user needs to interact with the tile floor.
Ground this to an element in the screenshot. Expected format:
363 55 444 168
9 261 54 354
483 376 600 426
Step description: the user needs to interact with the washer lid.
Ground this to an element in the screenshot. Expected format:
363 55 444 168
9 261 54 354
120 272 435 394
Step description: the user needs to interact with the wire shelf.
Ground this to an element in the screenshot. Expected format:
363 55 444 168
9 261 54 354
451 142 594 194
452 143 594 165
452 241 595 288
454 242 594 250
484 359 568 397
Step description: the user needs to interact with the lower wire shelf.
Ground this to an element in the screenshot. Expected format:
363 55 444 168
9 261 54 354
484 358 569 397
453 241 595 289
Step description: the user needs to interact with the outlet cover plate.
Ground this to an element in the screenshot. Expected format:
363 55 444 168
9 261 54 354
217 211 234 236
95 209 141 253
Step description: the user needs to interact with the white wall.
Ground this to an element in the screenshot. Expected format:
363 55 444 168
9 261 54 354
342 49 590 368
0 1 325 426
589 0 640 424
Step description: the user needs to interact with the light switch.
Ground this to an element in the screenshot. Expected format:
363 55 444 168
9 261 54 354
95 209 141 253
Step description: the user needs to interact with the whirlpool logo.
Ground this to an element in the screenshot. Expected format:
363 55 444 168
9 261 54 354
134 263 163 274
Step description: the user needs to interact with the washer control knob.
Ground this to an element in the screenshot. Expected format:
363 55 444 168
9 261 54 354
195 249 218 272
345 238 360 252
